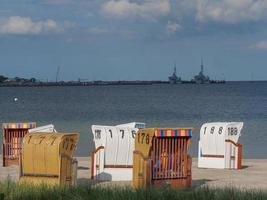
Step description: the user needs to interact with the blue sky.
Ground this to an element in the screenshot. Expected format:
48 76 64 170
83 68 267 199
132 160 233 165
0 0 267 81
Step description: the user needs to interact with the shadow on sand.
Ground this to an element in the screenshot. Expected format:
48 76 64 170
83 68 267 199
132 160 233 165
78 177 212 188
192 179 212 188
78 172 113 185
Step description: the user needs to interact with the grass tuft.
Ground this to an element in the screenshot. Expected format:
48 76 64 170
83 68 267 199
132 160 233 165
0 180 266 200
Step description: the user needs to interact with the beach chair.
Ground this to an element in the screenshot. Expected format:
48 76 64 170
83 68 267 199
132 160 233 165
28 124 57 133
132 128 194 188
2 122 36 167
19 132 79 186
198 122 243 169
91 122 145 181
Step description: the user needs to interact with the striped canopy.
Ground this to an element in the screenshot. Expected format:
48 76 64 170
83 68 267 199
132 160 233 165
155 128 193 137
2 122 36 129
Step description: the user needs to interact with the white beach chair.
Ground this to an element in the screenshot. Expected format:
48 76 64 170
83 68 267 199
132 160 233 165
28 124 57 133
198 122 243 169
91 122 145 181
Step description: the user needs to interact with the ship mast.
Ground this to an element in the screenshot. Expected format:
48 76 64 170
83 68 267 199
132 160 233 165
201 58 204 74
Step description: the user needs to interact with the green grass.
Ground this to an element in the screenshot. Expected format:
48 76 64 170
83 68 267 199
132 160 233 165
0 180 267 200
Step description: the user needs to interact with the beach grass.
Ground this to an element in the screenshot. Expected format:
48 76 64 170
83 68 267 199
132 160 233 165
0 180 267 200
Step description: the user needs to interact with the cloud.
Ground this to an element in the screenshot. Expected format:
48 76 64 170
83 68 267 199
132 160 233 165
0 16 63 35
88 26 137 39
195 0 267 24
101 0 170 20
166 21 182 35
252 41 267 50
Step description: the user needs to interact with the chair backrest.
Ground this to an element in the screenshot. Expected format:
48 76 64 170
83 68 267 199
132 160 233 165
91 122 145 166
2 122 36 166
28 124 57 133
199 122 243 156
132 127 194 188
20 132 79 186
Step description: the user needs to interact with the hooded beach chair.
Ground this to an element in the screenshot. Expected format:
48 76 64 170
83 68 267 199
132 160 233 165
132 128 194 188
2 122 36 166
198 122 243 169
19 132 79 186
91 122 145 181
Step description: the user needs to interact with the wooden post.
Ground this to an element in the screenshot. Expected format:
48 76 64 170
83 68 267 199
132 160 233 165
237 144 242 169
187 155 192 187
91 152 95 179
2 144 5 167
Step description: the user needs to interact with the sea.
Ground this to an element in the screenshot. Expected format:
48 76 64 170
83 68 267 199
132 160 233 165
0 81 266 158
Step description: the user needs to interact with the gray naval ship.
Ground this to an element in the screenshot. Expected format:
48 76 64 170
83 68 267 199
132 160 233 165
193 59 210 84
168 64 181 84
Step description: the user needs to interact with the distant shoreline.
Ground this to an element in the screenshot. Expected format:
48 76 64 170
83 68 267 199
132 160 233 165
0 80 167 87
0 80 229 87
1 80 267 88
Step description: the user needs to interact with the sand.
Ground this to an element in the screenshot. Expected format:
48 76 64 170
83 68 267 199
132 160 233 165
1 155 266 190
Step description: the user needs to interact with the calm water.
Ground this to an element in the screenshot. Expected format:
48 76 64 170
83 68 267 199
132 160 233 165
0 82 267 158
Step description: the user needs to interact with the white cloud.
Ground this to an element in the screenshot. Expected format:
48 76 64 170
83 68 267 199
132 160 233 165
252 41 267 50
88 27 137 39
101 0 170 20
195 0 267 24
0 16 63 35
166 21 182 35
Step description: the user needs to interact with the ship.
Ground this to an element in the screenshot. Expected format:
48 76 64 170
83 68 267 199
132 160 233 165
168 64 181 84
168 59 225 84
193 59 210 84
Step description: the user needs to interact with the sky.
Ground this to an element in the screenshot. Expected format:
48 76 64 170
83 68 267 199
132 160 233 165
0 0 267 81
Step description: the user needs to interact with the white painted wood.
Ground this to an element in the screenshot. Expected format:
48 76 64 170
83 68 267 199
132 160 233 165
198 122 243 169
91 122 145 181
28 124 57 133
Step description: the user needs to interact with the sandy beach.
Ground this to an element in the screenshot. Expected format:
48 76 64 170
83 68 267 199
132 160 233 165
0 155 266 190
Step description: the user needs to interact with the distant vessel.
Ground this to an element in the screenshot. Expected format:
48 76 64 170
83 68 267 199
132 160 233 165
168 64 181 84
168 59 225 84
193 59 210 84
